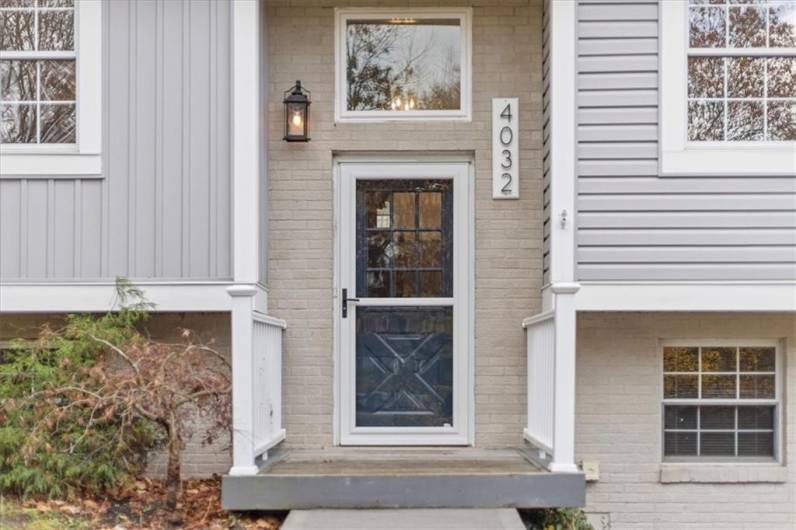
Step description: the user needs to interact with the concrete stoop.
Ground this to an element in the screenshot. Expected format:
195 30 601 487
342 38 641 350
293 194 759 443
281 509 526 530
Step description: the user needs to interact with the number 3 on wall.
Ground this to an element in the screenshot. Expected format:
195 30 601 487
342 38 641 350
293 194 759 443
492 98 519 199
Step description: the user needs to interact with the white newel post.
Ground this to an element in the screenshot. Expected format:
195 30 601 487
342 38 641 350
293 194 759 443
551 284 579 473
228 285 258 476
228 0 262 477
546 0 579 474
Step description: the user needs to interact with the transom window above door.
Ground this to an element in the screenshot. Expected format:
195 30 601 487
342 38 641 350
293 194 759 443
335 8 472 121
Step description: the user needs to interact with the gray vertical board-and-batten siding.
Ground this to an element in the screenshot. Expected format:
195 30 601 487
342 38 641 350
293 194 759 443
576 0 796 281
0 0 232 281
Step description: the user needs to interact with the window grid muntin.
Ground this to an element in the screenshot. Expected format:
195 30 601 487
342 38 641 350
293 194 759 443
686 0 795 143
664 405 775 458
662 343 779 460
0 1 76 145
356 179 453 299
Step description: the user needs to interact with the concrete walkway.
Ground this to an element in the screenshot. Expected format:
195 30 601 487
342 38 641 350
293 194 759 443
281 509 525 530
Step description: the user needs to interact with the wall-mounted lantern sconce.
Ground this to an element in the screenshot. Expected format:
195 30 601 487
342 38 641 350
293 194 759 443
283 80 311 142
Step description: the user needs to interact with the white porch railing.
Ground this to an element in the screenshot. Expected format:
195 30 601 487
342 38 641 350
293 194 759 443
228 285 286 476
522 311 555 457
522 298 579 473
252 312 287 457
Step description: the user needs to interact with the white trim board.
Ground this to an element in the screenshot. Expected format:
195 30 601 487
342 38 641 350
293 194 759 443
0 282 268 313
544 0 577 310
575 282 796 312
231 0 262 285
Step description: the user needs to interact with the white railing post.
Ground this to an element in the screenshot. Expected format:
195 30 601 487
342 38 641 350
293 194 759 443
228 285 258 476
551 285 579 473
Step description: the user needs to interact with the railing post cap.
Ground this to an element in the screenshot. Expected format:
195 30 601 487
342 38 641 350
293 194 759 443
227 284 258 297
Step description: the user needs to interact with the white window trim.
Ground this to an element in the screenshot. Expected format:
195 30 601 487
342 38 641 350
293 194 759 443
659 1 796 176
334 7 472 123
659 339 784 464
0 0 102 177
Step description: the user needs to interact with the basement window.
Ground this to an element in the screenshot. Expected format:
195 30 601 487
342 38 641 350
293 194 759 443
662 342 782 462
335 8 472 122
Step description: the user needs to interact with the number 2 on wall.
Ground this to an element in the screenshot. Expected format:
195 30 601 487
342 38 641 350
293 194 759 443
501 173 512 193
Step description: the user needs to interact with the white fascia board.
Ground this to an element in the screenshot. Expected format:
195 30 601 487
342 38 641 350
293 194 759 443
576 282 796 312
0 282 269 313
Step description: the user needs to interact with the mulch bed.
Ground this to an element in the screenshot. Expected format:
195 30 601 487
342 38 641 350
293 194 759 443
3 477 285 530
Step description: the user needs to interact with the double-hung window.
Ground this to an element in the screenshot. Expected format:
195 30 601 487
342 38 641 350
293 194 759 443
660 1 795 175
662 341 782 461
0 0 101 176
335 8 472 122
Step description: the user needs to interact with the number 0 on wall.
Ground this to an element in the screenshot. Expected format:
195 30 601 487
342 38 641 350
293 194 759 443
492 98 519 199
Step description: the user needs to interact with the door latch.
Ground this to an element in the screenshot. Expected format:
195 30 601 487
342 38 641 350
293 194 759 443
341 288 360 318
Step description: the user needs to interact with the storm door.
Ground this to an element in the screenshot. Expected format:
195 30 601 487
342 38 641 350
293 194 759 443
338 161 471 445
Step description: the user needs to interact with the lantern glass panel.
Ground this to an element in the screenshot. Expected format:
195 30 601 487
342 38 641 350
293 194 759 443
286 101 306 138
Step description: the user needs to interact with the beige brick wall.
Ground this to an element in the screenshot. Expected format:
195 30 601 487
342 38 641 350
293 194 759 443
265 0 544 448
577 312 796 530
0 312 232 479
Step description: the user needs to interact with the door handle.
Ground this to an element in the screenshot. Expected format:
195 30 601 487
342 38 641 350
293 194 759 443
341 288 359 318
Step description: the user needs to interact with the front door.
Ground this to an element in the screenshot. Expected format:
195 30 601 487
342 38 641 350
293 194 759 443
338 160 471 445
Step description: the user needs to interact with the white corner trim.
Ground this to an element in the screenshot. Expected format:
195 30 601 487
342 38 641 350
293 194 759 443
659 1 796 177
548 0 577 285
231 0 261 284
333 7 473 123
575 282 796 312
0 0 103 177
0 281 270 313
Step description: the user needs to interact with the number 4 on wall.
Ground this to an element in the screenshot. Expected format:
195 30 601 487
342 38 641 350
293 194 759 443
492 98 519 199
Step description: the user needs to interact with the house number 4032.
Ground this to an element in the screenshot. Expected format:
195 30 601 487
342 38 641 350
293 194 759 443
492 98 519 199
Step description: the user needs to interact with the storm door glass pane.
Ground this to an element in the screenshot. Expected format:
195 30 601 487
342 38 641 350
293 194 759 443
356 179 453 298
355 306 453 427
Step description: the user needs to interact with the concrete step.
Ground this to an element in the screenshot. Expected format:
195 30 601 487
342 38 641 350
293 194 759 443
281 509 526 530
221 447 585 510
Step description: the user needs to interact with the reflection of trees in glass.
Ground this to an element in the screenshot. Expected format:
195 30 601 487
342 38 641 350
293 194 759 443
0 4 75 143
687 54 795 141
688 0 796 48
346 20 461 111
